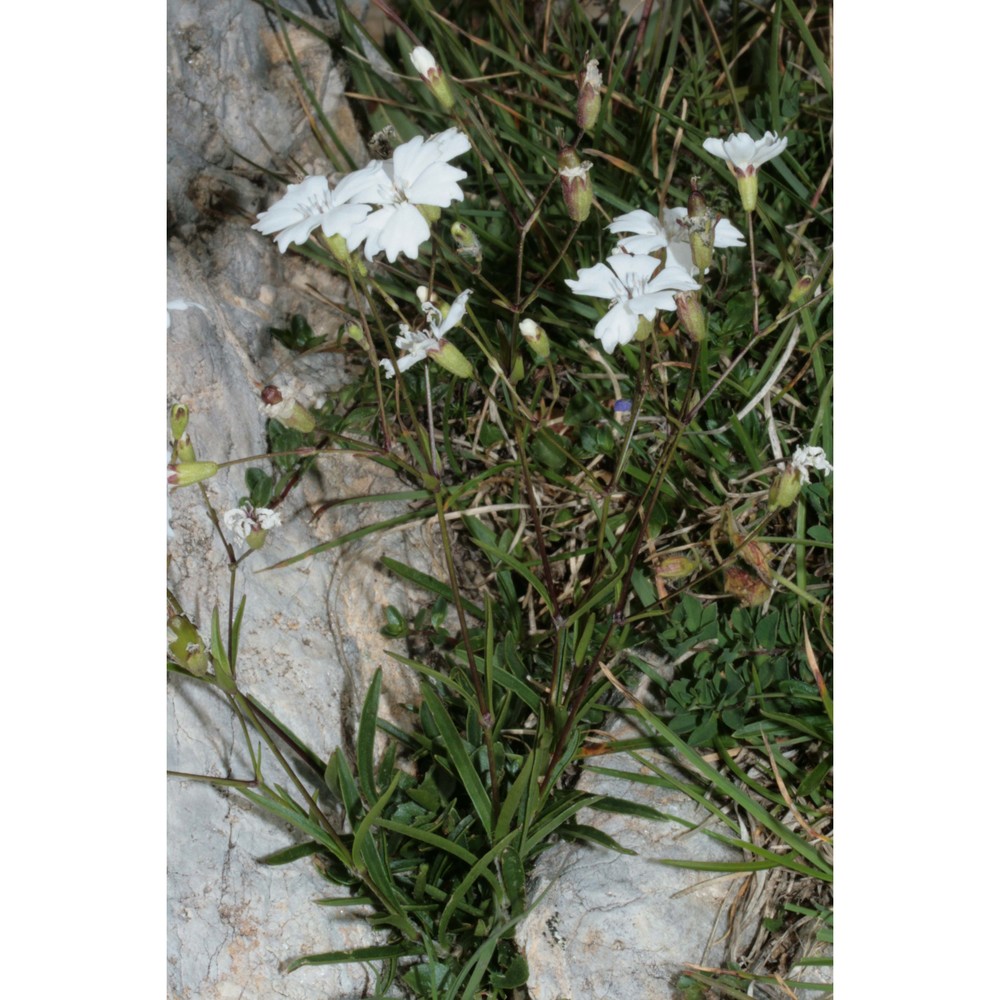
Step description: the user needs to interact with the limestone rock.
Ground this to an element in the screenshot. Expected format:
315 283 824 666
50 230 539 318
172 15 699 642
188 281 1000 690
518 748 740 1000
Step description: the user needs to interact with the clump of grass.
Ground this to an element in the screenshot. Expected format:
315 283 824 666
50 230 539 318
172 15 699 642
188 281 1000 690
169 0 832 995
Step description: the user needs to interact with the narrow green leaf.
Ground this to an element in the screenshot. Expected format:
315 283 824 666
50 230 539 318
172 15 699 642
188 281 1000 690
373 818 477 868
357 668 382 805
439 830 519 941
525 793 601 854
231 595 246 668
782 0 832 92
500 847 526 912
492 668 541 712
420 683 493 839
238 787 349 867
257 841 320 866
467 534 555 617
618 708 831 879
350 769 403 873
313 895 376 907
560 823 637 855
386 651 479 712
209 607 234 692
494 749 535 842
382 556 485 619
283 942 422 973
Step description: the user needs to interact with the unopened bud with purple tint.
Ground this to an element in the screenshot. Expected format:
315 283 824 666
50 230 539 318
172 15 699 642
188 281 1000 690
168 461 218 487
558 147 593 222
576 59 602 132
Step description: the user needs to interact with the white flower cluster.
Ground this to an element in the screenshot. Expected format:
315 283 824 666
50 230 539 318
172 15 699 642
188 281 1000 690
782 445 833 482
223 503 282 544
381 289 472 378
252 128 471 264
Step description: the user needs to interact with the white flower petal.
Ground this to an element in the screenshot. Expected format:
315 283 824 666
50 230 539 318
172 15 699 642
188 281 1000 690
333 160 390 204
595 303 639 352
258 510 280 529
605 251 660 286
320 202 373 239
406 164 468 207
607 209 661 237
378 203 431 262
252 176 336 252
721 133 759 169
435 289 472 338
714 217 746 247
566 261 622 301
410 46 438 78
751 133 788 167
701 137 728 160
647 260 701 295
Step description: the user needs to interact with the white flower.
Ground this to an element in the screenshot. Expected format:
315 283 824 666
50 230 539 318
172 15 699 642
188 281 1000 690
782 445 833 482
261 396 296 421
380 289 472 378
608 207 745 275
252 165 382 253
223 503 282 544
702 131 788 177
344 128 471 263
410 46 439 79
565 252 700 353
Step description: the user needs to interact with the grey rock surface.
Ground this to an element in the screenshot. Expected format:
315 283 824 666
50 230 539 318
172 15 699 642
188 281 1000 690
167 2 435 996
517 747 741 1000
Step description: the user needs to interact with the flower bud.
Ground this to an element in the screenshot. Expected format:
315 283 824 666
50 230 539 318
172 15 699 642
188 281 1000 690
174 433 196 463
674 290 707 343
724 567 770 607
261 386 316 434
558 147 593 222
168 461 219 487
410 46 455 111
687 181 708 220
657 553 700 580
688 223 716 275
344 322 365 344
170 404 189 442
518 318 550 359
450 221 482 265
429 340 474 379
576 59 602 132
788 274 814 304
767 465 803 511
169 615 210 676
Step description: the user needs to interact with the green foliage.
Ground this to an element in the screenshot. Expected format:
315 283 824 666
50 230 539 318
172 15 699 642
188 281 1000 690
269 314 324 352
171 0 832 995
